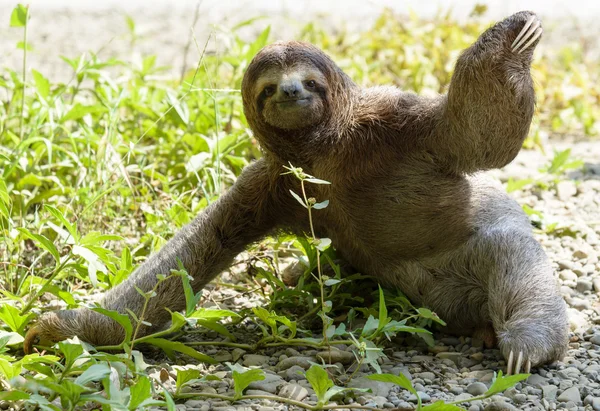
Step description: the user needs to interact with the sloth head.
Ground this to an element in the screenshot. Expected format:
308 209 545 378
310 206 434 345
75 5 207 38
242 41 356 160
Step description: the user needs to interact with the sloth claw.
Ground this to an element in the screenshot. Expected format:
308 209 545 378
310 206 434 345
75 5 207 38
511 15 543 53
505 349 532 375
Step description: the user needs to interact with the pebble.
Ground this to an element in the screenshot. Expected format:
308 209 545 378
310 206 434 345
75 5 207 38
316 348 355 365
576 278 593 293
247 373 284 394
278 383 308 401
347 377 395 397
483 401 517 410
407 392 431 403
284 365 306 380
542 384 559 400
436 352 462 365
276 356 313 371
466 382 488 396
557 386 581 403
242 354 271 367
590 334 600 345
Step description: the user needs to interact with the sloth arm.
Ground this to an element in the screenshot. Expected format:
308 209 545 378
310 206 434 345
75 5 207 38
25 158 284 350
429 11 540 174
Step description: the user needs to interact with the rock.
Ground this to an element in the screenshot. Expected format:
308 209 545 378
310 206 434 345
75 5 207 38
569 297 591 310
184 400 208 408
593 278 600 293
568 308 588 331
593 397 600 411
466 382 487 396
347 376 395 397
483 402 518 411
542 384 558 400
556 181 577 201
231 348 246 362
284 365 306 380
247 373 285 394
450 386 464 395
316 348 355 365
560 270 578 282
557 386 581 403
590 334 600 345
436 352 462 365
526 374 548 387
276 356 314 371
453 393 473 402
278 383 309 401
411 355 435 362
415 372 436 381
576 278 594 293
242 354 270 367
407 392 431 403
573 249 588 259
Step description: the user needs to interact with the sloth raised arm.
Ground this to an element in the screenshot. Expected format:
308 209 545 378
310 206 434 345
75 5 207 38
432 11 542 174
24 159 285 352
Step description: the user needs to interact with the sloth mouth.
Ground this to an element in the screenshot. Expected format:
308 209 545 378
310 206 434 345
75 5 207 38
276 98 311 107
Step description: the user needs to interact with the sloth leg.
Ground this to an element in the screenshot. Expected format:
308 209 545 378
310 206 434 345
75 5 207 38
414 226 567 374
463 228 568 374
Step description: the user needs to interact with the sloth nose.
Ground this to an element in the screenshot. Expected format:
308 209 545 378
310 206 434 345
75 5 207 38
280 80 302 98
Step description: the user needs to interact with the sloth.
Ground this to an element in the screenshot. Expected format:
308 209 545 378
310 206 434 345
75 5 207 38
25 11 567 375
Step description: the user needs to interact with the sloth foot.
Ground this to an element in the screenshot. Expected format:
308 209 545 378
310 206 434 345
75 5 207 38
506 349 532 375
511 15 543 54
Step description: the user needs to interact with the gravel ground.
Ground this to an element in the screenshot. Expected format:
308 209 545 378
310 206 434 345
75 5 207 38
4 4 600 411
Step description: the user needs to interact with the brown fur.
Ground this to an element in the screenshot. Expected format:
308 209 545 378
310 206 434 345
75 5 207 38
25 11 567 368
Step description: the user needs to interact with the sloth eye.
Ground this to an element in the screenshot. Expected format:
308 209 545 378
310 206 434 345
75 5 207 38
305 80 317 88
264 86 276 97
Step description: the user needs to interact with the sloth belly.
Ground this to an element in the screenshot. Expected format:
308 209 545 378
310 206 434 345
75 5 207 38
322 171 476 263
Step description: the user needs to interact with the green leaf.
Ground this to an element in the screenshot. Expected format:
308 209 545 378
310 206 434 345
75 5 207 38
232 367 265 400
32 69 50 100
58 340 84 369
305 178 331 185
188 308 240 321
486 371 529 396
0 358 21 379
75 363 112 385
17 228 61 265
378 286 388 330
43 284 77 306
367 373 417 396
0 304 34 334
289 189 307 208
10 4 28 27
0 390 30 401
305 364 334 405
44 204 78 242
417 307 446 326
315 237 331 252
175 368 200 392
61 103 107 123
175 263 201 316
421 401 464 410
128 375 152 411
505 178 534 193
143 338 216 364
91 307 133 344
313 200 329 209
361 315 380 337
72 245 107 287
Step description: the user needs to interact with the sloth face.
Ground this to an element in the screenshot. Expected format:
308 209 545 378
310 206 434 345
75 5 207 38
253 64 328 130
